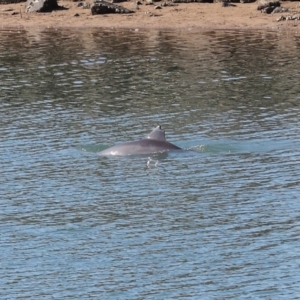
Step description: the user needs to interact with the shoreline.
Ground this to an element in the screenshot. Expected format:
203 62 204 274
1 1 300 31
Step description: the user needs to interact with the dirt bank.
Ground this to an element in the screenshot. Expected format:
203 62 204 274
1 0 300 31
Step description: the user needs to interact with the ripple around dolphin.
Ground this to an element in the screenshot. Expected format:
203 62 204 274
78 142 236 158
77 137 300 158
187 140 243 154
78 144 109 153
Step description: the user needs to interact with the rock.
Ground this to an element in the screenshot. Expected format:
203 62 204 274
1 7 14 11
262 6 275 13
74 12 80 15
271 6 280 12
289 13 300 19
257 0 280 10
78 1 91 7
260 4 287 13
239 0 256 3
271 6 288 13
221 0 236 6
25 0 60 12
257 0 282 13
91 0 134 14
154 4 161 8
277 13 300 21
145 0 153 5
277 15 286 21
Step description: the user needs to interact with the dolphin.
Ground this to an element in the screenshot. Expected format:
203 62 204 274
99 125 181 156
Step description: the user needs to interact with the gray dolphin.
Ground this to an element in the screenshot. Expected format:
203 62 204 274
99 125 181 156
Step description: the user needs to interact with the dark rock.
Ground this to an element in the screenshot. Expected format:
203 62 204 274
262 5 275 13
257 0 280 10
91 0 134 14
221 0 236 6
0 0 25 3
239 0 256 3
25 0 62 12
74 12 80 15
259 2 287 13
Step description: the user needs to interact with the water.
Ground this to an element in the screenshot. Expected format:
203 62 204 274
1 28 300 298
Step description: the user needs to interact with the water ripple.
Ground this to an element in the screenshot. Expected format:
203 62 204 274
1 28 300 299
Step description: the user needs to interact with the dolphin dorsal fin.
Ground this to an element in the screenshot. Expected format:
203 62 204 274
146 125 166 141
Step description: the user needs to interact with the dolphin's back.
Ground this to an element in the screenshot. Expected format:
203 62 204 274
99 125 181 156
100 138 181 156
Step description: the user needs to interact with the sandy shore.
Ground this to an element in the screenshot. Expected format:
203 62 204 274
0 0 300 31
